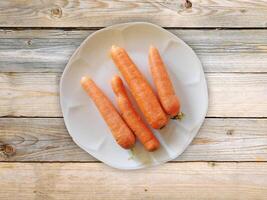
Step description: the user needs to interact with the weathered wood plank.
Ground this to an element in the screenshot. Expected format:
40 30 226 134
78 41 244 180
0 162 267 200
0 0 267 28
0 73 61 117
1 118 267 162
0 73 266 117
1 29 267 73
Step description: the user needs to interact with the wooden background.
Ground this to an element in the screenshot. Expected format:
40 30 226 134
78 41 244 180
0 0 267 199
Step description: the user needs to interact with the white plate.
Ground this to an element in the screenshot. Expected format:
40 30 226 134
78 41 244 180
60 22 208 170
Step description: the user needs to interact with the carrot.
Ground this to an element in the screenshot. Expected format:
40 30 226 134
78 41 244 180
111 75 160 152
149 46 181 117
110 45 168 129
80 76 135 149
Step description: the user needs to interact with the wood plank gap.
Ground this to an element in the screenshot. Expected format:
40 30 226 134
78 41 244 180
2 71 267 75
0 116 63 119
3 27 267 31
1 116 267 119
0 161 266 163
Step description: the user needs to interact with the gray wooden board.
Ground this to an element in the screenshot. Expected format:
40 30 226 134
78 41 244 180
1 29 267 72
0 72 266 117
0 162 267 200
1 118 267 162
0 0 267 28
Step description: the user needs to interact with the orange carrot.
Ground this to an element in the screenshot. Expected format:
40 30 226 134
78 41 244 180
80 76 135 149
111 75 160 152
149 46 180 117
110 45 168 129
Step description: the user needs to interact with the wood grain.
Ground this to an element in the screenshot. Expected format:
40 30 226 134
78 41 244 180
0 72 266 117
1 118 267 162
1 29 267 73
0 0 267 28
0 72 61 117
0 162 267 200
1 1 266 198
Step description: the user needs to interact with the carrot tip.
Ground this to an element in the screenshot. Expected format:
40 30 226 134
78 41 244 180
80 76 90 85
111 75 121 81
128 148 135 160
171 112 185 121
111 45 120 51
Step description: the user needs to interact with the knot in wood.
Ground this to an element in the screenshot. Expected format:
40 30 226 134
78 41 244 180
184 0 192 9
27 39 32 46
208 162 216 167
51 7 62 18
1 144 16 156
227 129 234 135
